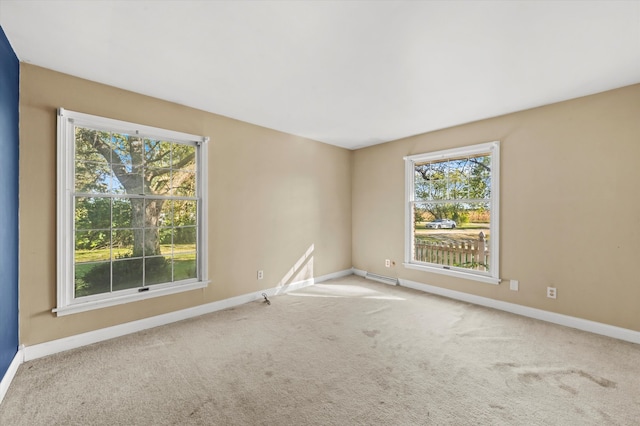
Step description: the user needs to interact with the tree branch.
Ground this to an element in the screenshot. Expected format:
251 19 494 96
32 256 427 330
86 132 145 193
173 152 196 171
468 157 491 172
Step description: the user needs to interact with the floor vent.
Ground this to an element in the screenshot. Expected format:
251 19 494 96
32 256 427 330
365 272 399 286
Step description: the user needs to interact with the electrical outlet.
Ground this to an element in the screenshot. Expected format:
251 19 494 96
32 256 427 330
547 287 557 299
385 259 391 268
509 280 519 291
257 270 264 280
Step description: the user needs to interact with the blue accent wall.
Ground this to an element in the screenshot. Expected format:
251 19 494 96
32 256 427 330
0 26 20 380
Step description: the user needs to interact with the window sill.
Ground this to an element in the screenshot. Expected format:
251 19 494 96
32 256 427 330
53 280 210 316
403 262 500 285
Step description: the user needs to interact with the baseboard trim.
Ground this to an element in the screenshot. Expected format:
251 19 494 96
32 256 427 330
399 278 640 345
22 269 353 362
353 268 366 277
0 348 23 405
316 268 355 282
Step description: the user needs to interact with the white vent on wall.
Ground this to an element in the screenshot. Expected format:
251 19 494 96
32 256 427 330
365 272 399 286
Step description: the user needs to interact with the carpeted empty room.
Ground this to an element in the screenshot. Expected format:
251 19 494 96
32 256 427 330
3 3 640 425
1 275 638 425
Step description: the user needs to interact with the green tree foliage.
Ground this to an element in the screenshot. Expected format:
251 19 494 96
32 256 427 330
414 155 491 222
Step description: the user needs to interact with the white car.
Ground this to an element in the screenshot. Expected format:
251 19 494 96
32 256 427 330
425 219 456 229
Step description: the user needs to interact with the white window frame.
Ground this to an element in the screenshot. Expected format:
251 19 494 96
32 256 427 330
55 108 209 316
403 141 500 285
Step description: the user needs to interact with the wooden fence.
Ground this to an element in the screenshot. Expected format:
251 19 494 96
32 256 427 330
414 232 489 271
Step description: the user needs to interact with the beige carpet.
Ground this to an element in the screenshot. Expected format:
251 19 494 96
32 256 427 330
1 275 639 425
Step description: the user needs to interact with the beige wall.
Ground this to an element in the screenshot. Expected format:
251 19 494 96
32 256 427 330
19 64 352 345
18 63 640 346
353 84 640 332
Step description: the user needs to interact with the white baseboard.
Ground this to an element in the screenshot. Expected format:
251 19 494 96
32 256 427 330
263 268 353 297
353 268 366 277
22 269 354 362
0 348 23 405
399 278 640 345
316 268 355 282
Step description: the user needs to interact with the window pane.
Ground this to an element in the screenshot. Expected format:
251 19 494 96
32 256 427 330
75 128 110 163
413 202 490 272
144 139 172 169
110 172 126 194
75 197 111 230
111 133 144 172
172 144 196 171
112 258 143 291
144 228 162 256
175 200 197 226
173 171 196 197
75 161 111 194
145 256 172 285
111 134 132 172
75 230 111 262
145 199 170 227
159 228 173 252
174 227 196 252
468 155 491 199
173 253 197 281
114 172 144 195
415 162 447 200
129 198 145 230
146 169 172 195
447 159 467 199
112 229 134 259
75 261 111 297
415 154 491 202
112 198 133 229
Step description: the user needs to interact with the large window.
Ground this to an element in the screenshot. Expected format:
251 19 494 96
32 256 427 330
56 109 209 315
404 142 500 284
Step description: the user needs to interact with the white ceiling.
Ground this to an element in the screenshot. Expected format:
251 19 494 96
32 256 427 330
1 1 639 150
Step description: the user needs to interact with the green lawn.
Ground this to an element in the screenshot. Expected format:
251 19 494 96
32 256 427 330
75 254 197 297
75 244 197 297
455 222 490 230
75 244 195 263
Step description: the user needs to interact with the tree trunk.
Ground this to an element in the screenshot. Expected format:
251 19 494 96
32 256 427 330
89 134 179 259
131 198 163 257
